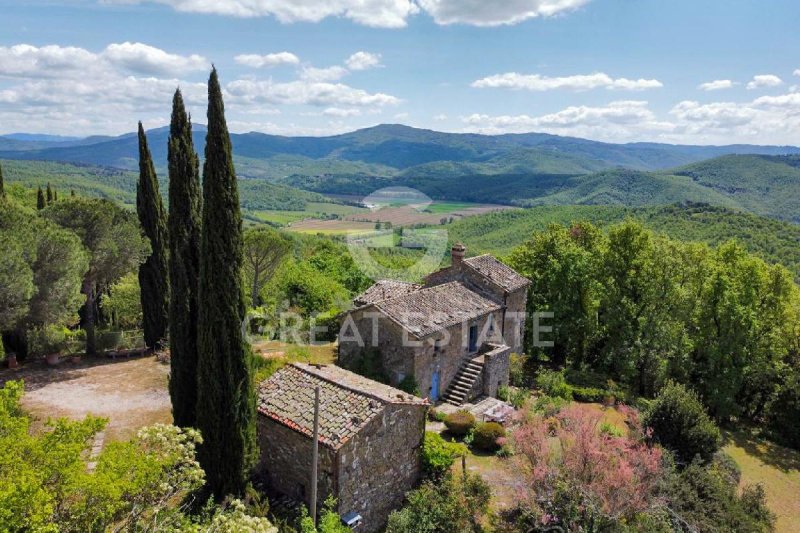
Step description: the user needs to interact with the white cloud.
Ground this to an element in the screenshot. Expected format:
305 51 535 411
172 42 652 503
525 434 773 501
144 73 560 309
103 42 207 75
794 69 800 77
698 79 735 91
106 0 591 27
322 107 362 117
394 112 409 120
109 0 420 28
746 74 783 90
433 113 448 121
225 79 400 107
471 72 662 91
299 65 349 82
234 51 300 68
345 51 383 71
417 0 590 26
0 42 207 78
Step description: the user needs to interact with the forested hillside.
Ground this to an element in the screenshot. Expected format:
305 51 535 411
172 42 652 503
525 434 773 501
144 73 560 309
447 203 800 277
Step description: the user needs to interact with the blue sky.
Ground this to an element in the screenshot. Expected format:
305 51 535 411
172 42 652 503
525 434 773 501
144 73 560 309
1 0 799 144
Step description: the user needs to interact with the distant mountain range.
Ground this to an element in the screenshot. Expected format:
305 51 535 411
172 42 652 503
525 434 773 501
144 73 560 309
2 124 798 223
2 124 799 178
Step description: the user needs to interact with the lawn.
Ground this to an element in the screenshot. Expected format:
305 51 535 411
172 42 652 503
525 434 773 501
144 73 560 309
723 430 800 533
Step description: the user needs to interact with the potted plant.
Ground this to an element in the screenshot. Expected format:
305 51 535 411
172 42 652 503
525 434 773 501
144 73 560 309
29 326 67 366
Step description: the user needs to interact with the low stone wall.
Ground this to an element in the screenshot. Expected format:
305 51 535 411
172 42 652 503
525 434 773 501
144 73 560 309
482 344 511 398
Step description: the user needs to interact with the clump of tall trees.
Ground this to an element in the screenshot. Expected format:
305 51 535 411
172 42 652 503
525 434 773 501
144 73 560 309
509 220 800 448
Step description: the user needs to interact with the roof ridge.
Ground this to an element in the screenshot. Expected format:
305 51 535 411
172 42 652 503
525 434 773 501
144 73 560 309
290 363 424 406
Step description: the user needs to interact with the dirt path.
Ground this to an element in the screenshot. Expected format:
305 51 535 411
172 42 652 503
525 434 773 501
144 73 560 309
1 356 172 442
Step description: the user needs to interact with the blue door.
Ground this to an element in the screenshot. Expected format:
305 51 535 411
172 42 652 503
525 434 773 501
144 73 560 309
431 370 440 402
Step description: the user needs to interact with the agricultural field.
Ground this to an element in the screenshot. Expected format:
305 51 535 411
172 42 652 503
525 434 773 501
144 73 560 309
286 201 514 234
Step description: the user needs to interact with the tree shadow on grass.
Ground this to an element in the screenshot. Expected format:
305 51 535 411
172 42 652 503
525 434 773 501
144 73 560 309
724 429 800 473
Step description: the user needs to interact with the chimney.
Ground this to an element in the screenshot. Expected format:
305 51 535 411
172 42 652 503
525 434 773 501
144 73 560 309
451 243 466 268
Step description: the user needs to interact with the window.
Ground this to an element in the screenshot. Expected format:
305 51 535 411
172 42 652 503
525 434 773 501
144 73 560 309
468 324 478 352
434 339 442 355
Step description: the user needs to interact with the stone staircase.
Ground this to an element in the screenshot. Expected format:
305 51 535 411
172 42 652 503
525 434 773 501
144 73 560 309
442 357 484 406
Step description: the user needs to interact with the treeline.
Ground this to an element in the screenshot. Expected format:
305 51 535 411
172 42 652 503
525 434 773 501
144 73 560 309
509 220 800 448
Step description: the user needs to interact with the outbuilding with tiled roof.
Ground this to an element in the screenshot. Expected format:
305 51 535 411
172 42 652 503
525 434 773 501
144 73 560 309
255 363 427 532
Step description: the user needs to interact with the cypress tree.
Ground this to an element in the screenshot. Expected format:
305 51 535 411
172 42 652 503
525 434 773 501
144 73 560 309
136 122 170 349
46 183 53 205
53 189 58 202
196 68 256 498
0 161 5 199
36 187 45 210
167 89 202 428
71 190 76 197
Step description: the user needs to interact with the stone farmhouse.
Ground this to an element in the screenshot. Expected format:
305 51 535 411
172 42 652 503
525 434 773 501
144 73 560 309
256 362 427 532
338 244 530 406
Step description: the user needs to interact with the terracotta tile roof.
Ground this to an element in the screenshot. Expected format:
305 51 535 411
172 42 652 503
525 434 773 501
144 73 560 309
353 280 422 307
463 255 530 292
373 281 501 339
257 363 426 450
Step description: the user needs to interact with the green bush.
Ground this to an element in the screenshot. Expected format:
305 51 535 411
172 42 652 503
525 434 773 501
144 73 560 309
472 422 506 452
421 432 466 480
509 388 530 409
444 410 476 437
643 381 721 464
428 409 447 423
535 370 572 399
570 386 606 403
398 375 420 396
509 353 532 387
27 325 68 356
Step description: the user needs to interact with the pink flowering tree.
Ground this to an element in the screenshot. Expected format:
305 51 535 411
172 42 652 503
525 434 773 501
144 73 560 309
512 404 664 529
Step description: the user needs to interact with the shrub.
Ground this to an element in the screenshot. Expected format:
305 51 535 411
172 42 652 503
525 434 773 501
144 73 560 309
27 325 68 356
398 375 420 396
473 422 506 452
444 410 476 437
509 388 530 409
427 409 447 423
421 432 466 480
497 385 510 402
599 422 624 438
643 381 721 464
509 353 532 387
535 370 572 399
570 386 606 403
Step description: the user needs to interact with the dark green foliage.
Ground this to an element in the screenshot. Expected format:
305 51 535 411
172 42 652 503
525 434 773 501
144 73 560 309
443 410 476 437
421 432 466 480
397 375 420 396
195 68 256 498
44 198 149 355
136 122 169 349
45 183 52 205
385 473 491 533
0 161 5 199
535 370 573 400
665 461 774 532
36 187 45 210
643 382 722 465
766 366 800 449
472 422 505 452
167 89 203 429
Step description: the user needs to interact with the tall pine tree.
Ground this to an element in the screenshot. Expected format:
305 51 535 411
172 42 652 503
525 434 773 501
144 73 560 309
46 183 53 205
167 89 202 428
0 161 5 200
196 68 256 498
136 122 170 349
36 187 45 210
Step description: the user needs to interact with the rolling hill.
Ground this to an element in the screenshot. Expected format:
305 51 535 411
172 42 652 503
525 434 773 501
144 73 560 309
446 203 800 278
3 124 799 177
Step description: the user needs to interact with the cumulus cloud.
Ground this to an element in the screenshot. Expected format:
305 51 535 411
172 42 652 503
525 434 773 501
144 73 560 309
322 107 362 117
471 72 662 91
105 0 591 27
746 74 783 90
345 51 383 71
0 42 208 78
225 79 400 107
107 0 420 28
234 51 300 68
299 65 349 82
698 79 735 91
794 69 800 77
433 113 448 121
417 0 590 26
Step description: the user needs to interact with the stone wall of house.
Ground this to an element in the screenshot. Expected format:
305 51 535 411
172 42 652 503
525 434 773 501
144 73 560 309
482 343 511 398
336 404 426 532
255 417 337 511
338 309 417 385
413 309 503 401
502 287 528 354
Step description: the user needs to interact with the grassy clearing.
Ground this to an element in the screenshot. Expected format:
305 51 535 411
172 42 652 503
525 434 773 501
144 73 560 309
723 430 800 533
423 201 482 214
